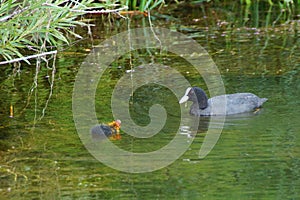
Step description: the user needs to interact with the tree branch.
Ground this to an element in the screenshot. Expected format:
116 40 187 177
0 50 57 65
42 3 128 14
0 6 30 22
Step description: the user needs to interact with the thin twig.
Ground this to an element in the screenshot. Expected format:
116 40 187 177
0 6 30 22
148 10 162 49
39 54 56 121
0 50 57 65
115 11 127 19
32 57 41 127
71 6 128 14
42 3 128 14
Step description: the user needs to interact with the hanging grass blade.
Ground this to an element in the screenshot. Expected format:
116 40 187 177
149 0 164 10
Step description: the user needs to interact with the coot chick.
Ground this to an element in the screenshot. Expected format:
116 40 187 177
179 87 268 116
91 119 122 140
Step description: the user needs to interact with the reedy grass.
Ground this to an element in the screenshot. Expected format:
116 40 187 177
0 0 128 64
0 0 165 64
0 0 90 63
124 0 165 11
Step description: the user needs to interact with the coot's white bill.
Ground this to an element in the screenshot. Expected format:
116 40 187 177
179 87 192 104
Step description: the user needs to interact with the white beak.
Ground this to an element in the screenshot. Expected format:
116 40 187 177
179 87 192 104
179 95 189 104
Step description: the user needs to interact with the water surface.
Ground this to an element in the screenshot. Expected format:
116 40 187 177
1 2 300 199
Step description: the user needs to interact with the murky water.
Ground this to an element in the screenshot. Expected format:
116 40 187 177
1 2 300 199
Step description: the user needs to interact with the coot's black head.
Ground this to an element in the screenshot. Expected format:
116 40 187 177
179 87 208 109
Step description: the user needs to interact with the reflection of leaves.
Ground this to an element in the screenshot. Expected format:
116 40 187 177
282 68 299 93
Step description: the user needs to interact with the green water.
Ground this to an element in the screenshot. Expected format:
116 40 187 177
1 2 300 199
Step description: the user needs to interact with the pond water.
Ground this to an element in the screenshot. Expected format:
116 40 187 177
1 2 300 199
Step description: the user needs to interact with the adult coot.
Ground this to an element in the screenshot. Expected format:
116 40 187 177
179 87 268 116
